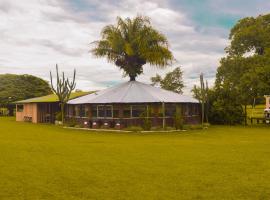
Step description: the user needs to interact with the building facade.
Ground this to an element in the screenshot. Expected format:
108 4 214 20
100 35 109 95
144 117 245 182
67 81 200 129
15 92 90 123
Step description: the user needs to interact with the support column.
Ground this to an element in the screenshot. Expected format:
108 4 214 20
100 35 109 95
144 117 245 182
146 104 149 118
162 102 165 129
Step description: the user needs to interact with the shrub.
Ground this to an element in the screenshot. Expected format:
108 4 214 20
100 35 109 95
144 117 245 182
208 93 244 125
164 126 176 131
151 126 163 131
100 125 109 129
66 117 77 127
55 112 62 121
74 124 84 128
203 123 210 128
140 106 152 131
124 126 143 132
183 124 203 130
151 126 176 131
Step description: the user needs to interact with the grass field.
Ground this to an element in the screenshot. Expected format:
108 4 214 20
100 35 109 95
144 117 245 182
1 117 270 199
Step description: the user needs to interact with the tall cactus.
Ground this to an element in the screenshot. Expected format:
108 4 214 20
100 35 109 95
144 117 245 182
50 64 76 124
200 73 205 124
205 80 209 123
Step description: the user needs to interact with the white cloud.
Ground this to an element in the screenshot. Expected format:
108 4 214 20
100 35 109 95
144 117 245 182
0 0 251 95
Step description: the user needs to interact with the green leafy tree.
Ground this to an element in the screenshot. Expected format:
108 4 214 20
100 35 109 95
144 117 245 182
50 65 76 124
226 14 270 56
0 74 52 106
151 67 184 94
209 88 244 125
91 16 174 81
211 13 270 124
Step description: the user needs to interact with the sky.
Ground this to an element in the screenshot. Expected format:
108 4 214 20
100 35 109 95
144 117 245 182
0 0 270 94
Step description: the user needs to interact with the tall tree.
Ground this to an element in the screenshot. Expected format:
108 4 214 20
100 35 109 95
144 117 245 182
50 65 76 124
211 13 270 124
91 16 174 81
151 67 184 94
226 14 270 56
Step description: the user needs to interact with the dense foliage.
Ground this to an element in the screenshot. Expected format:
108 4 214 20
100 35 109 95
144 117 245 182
193 13 270 124
0 74 52 106
213 14 270 124
151 67 184 94
92 16 174 81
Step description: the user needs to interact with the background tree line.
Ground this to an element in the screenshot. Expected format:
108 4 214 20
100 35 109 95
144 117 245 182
192 13 270 124
0 74 52 115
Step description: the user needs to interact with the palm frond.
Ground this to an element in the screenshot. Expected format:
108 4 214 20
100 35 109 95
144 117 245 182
90 15 174 79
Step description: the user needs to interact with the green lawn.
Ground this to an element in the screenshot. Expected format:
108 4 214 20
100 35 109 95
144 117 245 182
1 118 270 199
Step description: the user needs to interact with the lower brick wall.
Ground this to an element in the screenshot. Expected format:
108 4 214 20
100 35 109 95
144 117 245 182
65 115 201 129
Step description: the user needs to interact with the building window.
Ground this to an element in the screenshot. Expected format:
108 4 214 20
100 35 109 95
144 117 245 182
113 109 119 118
123 105 131 118
17 105 24 112
81 105 89 117
131 105 146 117
68 105 74 116
97 106 105 117
92 105 97 117
192 104 198 115
105 106 112 118
165 104 176 117
185 104 192 116
97 105 113 118
75 105 80 117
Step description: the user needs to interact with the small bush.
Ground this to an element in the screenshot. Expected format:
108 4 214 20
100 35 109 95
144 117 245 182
124 126 143 132
140 107 152 131
183 124 203 130
164 126 176 131
66 118 77 127
151 126 176 131
55 112 62 121
203 123 210 128
74 124 84 128
100 125 109 129
142 119 151 131
151 126 163 131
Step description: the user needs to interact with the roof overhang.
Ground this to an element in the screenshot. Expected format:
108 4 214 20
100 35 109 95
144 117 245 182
68 81 199 105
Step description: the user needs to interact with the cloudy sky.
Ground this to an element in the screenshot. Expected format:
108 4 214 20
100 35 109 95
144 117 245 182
0 0 269 93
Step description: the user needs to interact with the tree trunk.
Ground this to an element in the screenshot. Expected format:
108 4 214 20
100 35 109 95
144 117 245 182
244 104 247 126
61 103 65 124
162 102 165 129
201 102 204 125
205 101 208 124
129 75 136 81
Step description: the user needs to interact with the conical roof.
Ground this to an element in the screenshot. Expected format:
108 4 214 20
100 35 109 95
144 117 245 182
68 81 198 104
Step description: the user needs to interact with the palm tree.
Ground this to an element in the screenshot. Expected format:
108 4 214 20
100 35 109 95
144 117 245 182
91 16 174 81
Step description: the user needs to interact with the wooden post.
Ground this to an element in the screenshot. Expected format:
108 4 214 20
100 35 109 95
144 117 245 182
119 104 123 118
88 104 92 118
146 104 149 118
130 105 133 118
162 102 165 129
